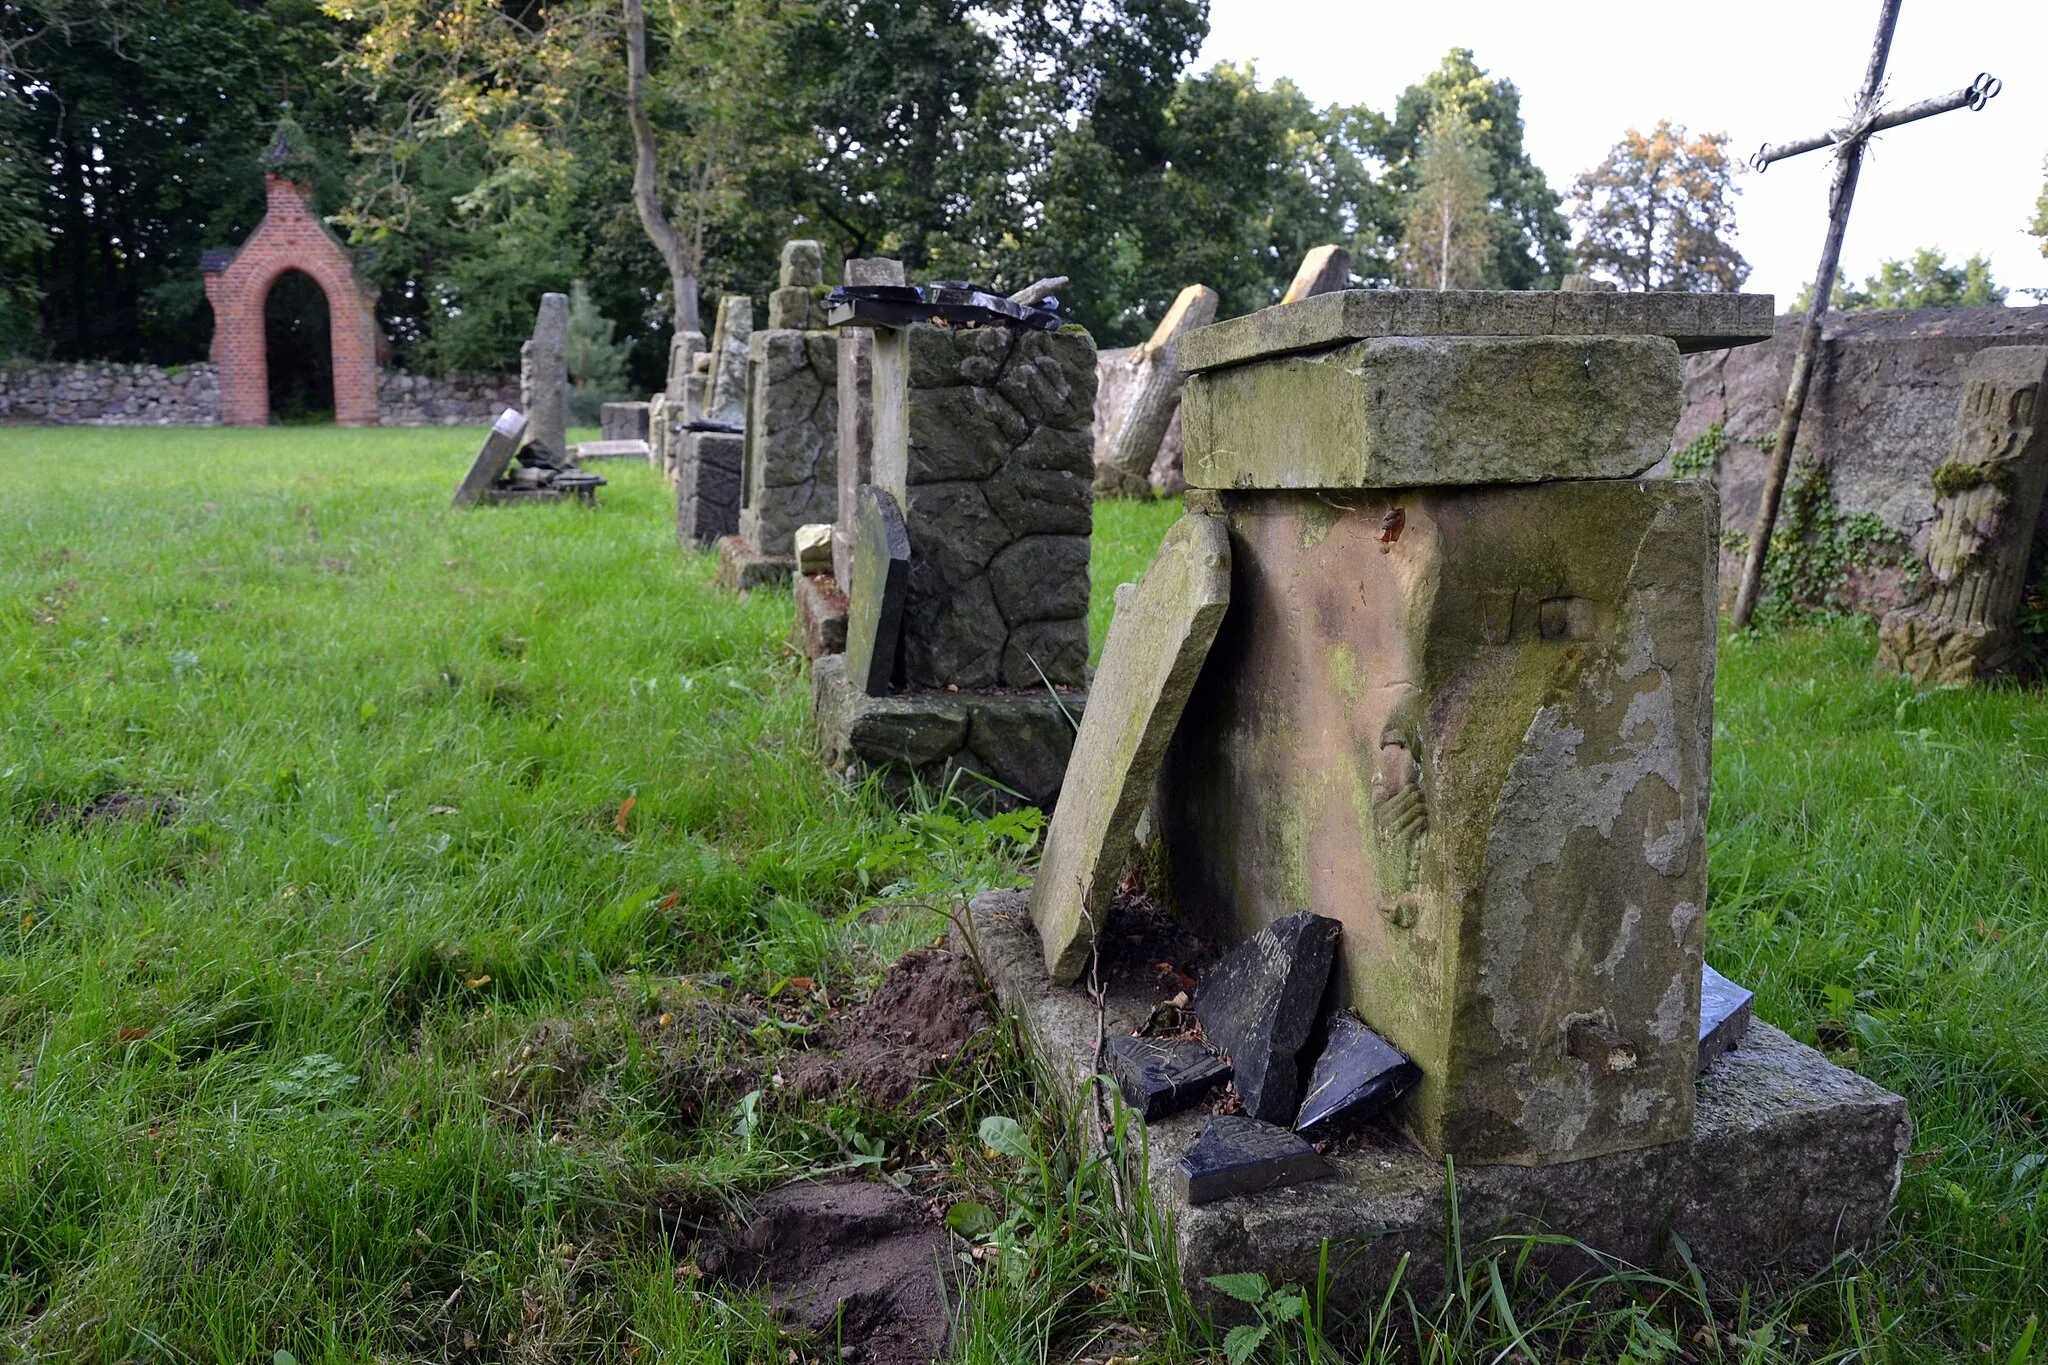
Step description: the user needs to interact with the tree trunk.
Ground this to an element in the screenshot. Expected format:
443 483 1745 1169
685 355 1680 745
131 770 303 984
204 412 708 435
624 0 698 335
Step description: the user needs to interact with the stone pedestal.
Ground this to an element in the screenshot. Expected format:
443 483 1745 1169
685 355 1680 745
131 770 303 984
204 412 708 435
962 889 1909 1306
676 431 743 548
738 328 837 557
1877 345 2048 684
811 316 1097 806
1157 291 1773 1171
792 573 850 658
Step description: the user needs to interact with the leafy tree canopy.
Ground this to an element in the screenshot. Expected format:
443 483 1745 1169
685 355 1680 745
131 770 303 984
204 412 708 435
1795 247 2008 313
1569 121 1747 293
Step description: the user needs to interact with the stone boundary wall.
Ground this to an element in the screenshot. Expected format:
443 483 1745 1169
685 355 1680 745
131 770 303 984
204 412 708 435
1670 304 2048 614
0 362 519 427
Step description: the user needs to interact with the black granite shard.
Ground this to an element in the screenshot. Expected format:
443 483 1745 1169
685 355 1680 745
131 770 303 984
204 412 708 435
1172 1115 1330 1206
1106 1035 1232 1121
1194 912 1342 1124
1292 1013 1419 1142
1699 963 1755 1071
826 283 1063 332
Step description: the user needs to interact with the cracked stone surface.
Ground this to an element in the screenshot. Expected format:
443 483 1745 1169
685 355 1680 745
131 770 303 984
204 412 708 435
1292 1013 1419 1142
1194 912 1341 1124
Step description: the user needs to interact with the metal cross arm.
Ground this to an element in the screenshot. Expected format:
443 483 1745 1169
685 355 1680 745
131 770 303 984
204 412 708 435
1752 72 2001 170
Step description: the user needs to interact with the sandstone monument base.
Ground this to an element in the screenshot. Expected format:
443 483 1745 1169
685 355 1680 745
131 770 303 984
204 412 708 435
961 888 1910 1309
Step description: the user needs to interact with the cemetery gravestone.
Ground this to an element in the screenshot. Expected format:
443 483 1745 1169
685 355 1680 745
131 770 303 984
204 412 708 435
520 293 569 463
1094 284 1219 499
452 408 529 508
673 298 752 548
1278 243 1351 304
842 485 911 697
834 258 910 587
1876 345 2048 684
1028 511 1230 981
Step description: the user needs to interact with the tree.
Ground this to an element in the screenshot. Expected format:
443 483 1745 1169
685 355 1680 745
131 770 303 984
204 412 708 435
565 278 630 422
1797 247 2007 311
2030 155 2046 262
1400 105 1491 290
1367 49 1568 289
1570 121 1747 292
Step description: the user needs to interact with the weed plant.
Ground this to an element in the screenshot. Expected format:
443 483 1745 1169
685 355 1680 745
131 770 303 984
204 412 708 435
1 429 2044 1361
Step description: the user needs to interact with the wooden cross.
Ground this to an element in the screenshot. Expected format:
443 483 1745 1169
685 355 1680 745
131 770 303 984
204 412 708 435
1728 0 2000 628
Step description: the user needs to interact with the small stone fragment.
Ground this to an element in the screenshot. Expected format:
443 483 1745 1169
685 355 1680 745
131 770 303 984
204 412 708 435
1105 1035 1231 1121
1292 1013 1418 1142
794 522 835 576
1194 912 1342 1124
1699 963 1754 1072
1172 1115 1329 1206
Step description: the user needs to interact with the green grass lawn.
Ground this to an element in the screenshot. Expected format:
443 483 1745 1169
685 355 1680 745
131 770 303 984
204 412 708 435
1 426 2044 1363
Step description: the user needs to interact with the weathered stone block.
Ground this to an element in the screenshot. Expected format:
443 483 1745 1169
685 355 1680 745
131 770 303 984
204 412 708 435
1160 478 1718 1166
1029 513 1230 981
741 328 838 556
601 400 650 441
791 572 849 660
713 534 793 592
676 430 744 546
780 239 825 288
962 888 1909 1303
1173 1117 1329 1206
1195 912 1342 1124
1182 335 1683 490
1179 288 1776 375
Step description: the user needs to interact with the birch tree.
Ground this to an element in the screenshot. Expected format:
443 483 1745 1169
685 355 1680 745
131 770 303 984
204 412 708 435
1400 105 1491 291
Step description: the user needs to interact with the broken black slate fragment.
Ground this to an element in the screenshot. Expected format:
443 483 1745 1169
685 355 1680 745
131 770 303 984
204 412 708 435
1292 1013 1419 1142
1172 1115 1330 1206
1699 963 1754 1072
1105 1035 1231 1121
1194 912 1342 1124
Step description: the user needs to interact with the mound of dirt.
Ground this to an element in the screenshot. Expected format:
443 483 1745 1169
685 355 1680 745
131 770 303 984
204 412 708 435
34 792 178 828
702 1178 955 1365
786 949 989 1105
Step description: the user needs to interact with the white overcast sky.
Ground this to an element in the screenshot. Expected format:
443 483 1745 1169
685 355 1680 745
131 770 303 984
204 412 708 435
1195 0 2048 304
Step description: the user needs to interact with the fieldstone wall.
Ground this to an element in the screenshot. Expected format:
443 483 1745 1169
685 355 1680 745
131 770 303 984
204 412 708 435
1671 304 2048 613
0 362 518 427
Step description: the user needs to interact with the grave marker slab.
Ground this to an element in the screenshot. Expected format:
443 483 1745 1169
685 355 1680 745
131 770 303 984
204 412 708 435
452 408 529 508
1172 1116 1329 1206
520 292 569 461
1106 1035 1232 1121
844 485 911 697
1699 964 1755 1071
1195 913 1341 1124
1028 511 1230 982
1293 1014 1419 1142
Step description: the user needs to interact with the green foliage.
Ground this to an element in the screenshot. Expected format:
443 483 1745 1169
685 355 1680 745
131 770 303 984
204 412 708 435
2030 154 2047 259
1670 421 1727 477
1570 121 1748 291
1797 247 2009 313
565 279 632 424
1738 461 1921 627
1400 103 1492 289
1368 47 1570 289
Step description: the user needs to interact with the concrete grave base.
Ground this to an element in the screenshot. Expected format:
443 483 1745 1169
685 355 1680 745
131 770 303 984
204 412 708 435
791 573 849 659
571 438 650 461
483 485 599 506
811 653 1085 808
714 534 794 593
959 888 1910 1309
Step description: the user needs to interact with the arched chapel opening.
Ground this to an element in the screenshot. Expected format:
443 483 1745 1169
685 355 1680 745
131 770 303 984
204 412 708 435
264 269 336 422
201 128 384 427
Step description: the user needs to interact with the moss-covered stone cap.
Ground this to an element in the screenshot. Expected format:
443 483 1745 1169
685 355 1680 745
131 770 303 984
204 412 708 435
1179 289 1774 375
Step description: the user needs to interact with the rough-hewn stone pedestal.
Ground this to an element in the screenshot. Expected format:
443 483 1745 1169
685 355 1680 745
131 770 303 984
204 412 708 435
714 533 792 592
676 431 744 549
811 654 1085 807
792 572 850 658
963 889 1909 1306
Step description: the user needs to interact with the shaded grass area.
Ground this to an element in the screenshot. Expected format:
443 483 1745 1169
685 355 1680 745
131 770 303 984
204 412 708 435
0 426 2044 1362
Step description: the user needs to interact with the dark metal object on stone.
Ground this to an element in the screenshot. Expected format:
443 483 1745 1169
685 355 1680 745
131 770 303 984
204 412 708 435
1106 1035 1232 1121
1194 912 1342 1124
1699 963 1755 1072
1730 0 2000 629
1293 1013 1419 1142
827 283 1064 333
686 418 743 435
844 485 911 697
1173 1115 1330 1206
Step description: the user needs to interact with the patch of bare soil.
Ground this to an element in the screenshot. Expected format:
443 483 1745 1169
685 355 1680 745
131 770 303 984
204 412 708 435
700 1178 956 1365
785 949 990 1105
34 792 179 828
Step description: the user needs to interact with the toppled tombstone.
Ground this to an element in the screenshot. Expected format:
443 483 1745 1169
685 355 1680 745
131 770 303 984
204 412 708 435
1194 912 1341 1124
452 408 529 508
451 408 602 505
1027 510 1230 982
1699 963 1755 1071
701 1178 954 1365
1172 1115 1329 1206
1876 345 2048 684
520 293 569 464
1106 1035 1231 1121
1279 243 1352 304
1292 1013 1418 1142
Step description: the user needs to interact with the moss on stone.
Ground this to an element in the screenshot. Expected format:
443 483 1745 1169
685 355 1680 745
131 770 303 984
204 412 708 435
1930 459 2016 500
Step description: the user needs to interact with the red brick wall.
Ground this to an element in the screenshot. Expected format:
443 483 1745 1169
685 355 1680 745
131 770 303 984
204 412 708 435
203 174 385 427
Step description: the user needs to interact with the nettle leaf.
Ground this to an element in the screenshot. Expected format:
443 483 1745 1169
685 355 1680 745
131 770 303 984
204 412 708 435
1206 1271 1270 1304
945 1200 997 1237
1223 1322 1269 1365
977 1115 1032 1161
1269 1291 1304 1323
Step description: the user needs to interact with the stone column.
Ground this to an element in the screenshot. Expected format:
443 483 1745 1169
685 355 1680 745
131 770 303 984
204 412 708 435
834 258 909 587
520 292 569 461
1159 291 1775 1169
1877 345 2048 685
